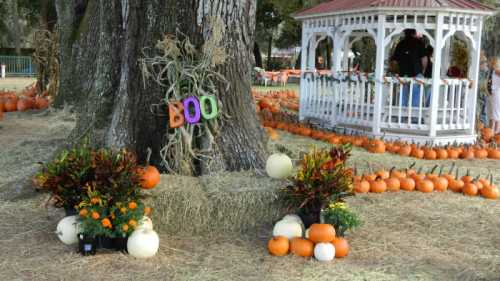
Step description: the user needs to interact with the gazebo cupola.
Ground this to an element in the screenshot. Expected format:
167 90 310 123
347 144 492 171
294 0 496 145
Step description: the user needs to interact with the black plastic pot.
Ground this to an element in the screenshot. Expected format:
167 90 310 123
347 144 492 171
64 206 78 216
298 201 323 228
113 236 128 253
97 236 114 249
78 234 97 256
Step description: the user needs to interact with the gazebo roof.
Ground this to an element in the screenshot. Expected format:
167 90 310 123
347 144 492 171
295 0 496 19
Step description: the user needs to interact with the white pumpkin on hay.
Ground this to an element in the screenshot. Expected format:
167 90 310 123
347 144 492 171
56 215 80 245
127 228 160 258
314 242 335 262
265 147 293 179
272 219 303 239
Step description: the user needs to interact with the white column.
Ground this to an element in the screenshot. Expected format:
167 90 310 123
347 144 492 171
333 31 343 73
468 17 483 135
442 38 451 76
308 35 317 69
373 14 386 135
342 37 350 70
299 24 309 121
429 14 445 138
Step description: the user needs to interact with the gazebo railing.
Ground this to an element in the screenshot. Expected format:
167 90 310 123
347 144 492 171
300 73 473 135
0 56 36 77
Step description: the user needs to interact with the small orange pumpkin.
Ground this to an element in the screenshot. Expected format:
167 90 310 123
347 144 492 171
370 177 387 193
138 165 161 189
290 238 314 257
432 177 448 192
400 177 416 191
463 182 478 196
416 179 434 193
385 177 400 192
354 179 370 193
268 236 290 256
331 237 350 258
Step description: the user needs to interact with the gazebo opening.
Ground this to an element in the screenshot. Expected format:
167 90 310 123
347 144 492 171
295 0 496 145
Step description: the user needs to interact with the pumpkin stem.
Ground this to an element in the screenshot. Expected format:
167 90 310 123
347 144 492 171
439 165 443 176
448 162 456 174
455 167 460 179
408 162 416 169
429 164 438 174
146 148 152 166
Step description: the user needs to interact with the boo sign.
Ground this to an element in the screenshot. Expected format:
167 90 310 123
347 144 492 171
168 95 219 128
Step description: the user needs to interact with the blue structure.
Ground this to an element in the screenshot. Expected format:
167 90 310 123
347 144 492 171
0 56 36 77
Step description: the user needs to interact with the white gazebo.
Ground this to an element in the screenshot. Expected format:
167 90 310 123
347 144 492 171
294 0 496 145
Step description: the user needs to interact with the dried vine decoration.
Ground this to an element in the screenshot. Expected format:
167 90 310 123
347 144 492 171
33 29 60 98
139 17 229 175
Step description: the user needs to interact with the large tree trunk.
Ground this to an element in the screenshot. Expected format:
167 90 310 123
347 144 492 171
54 0 267 173
8 0 21 55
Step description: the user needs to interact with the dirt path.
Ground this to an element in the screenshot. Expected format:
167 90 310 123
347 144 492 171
0 111 499 281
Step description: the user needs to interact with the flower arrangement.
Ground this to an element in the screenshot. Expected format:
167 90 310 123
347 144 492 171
281 145 354 227
35 142 158 254
322 202 361 237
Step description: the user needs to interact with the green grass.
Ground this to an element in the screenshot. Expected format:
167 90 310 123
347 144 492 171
252 83 299 93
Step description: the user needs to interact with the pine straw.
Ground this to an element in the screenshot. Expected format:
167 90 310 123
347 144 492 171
146 172 289 236
0 111 499 280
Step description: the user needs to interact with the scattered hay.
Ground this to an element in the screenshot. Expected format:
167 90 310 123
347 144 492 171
148 171 289 236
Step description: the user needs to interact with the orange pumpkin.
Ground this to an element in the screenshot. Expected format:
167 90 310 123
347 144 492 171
370 178 387 193
368 139 386 154
480 184 499 199
449 179 465 193
416 179 434 193
331 237 350 258
385 177 400 192
400 177 416 191
423 148 437 160
474 147 488 159
376 169 390 179
432 177 448 192
398 145 412 156
410 147 424 159
289 238 314 257
35 96 49 109
447 148 460 159
268 236 290 256
4 99 17 112
138 165 161 189
436 148 448 160
481 127 494 142
354 179 370 193
308 224 336 243
463 183 478 196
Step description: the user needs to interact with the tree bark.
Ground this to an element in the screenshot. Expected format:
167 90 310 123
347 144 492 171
54 0 267 173
266 34 273 70
254 42 262 68
8 0 21 55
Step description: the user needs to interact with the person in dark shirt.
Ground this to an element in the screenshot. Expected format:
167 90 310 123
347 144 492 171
392 29 428 77
391 29 429 108
424 46 433 79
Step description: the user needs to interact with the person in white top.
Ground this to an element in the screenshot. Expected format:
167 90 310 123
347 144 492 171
489 57 500 133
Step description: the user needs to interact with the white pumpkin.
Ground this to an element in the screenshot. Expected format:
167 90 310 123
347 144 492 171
137 216 154 231
314 243 335 262
272 219 303 239
127 228 159 258
266 153 293 179
56 215 80 245
281 214 305 233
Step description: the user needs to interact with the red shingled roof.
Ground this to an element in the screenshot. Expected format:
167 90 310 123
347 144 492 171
295 0 496 18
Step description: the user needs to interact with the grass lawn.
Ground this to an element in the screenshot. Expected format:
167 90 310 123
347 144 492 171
252 83 300 93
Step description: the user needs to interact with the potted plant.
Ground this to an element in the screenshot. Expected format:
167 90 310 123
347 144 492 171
108 200 150 252
281 145 354 227
34 142 95 215
321 202 361 237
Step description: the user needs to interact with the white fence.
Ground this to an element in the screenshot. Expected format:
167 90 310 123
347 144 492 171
300 72 473 137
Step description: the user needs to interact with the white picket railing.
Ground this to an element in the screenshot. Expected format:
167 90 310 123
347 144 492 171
300 73 473 136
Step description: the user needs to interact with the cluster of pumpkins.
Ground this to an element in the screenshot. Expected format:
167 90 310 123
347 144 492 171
253 90 299 113
0 86 50 118
479 126 500 145
260 118 500 161
354 165 499 199
268 215 349 261
56 215 160 258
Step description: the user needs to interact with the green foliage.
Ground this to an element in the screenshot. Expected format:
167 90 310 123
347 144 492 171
281 145 354 212
322 202 361 237
34 141 142 210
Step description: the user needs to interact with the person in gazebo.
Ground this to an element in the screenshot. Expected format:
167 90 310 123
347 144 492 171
488 57 500 133
391 29 428 107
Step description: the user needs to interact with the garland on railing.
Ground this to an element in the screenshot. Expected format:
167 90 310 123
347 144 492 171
303 70 474 87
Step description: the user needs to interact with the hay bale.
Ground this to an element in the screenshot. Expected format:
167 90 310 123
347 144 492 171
147 171 289 236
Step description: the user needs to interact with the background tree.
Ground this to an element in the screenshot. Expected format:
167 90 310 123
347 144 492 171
53 0 267 175
256 0 283 69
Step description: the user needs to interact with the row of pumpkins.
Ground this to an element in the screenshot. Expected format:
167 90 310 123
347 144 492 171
56 215 160 258
261 118 500 160
253 90 300 113
268 215 349 261
0 88 50 117
353 165 499 199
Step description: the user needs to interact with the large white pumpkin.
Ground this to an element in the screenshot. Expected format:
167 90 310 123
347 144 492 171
127 228 159 258
272 220 303 239
56 215 80 245
314 243 335 262
266 153 293 179
137 216 154 231
281 214 305 234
